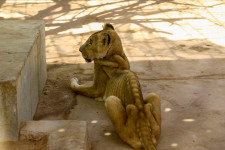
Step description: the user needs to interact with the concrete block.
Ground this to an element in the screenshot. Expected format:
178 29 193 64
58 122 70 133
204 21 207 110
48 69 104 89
20 120 88 150
0 20 47 141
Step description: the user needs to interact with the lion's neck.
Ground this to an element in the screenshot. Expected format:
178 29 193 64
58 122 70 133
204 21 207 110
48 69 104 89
102 67 117 79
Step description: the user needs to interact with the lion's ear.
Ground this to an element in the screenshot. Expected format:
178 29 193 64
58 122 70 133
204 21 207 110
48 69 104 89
103 23 114 30
102 33 111 45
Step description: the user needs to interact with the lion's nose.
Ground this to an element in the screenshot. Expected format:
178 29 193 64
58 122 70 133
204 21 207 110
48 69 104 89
79 48 82 52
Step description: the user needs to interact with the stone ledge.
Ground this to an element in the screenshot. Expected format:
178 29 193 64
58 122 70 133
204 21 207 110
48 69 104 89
129 57 225 80
0 20 47 141
20 120 88 150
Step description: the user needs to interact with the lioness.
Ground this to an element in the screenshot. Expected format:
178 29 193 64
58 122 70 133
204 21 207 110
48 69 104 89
71 23 160 150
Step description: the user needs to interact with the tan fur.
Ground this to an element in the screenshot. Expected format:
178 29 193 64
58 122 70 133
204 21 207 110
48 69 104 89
71 23 161 150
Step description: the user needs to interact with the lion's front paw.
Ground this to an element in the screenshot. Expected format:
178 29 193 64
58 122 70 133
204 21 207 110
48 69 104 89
70 77 80 90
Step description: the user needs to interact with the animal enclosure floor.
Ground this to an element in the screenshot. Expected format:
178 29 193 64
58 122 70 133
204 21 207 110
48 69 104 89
67 79 225 150
1 0 225 149
35 63 225 150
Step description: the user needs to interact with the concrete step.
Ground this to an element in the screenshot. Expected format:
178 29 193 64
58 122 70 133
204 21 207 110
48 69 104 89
20 120 88 150
0 20 47 141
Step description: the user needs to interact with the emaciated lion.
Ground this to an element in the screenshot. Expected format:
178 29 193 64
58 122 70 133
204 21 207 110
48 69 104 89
70 23 161 150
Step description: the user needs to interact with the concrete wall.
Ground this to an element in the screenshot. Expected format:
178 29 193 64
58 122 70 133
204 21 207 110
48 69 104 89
0 20 47 141
0 81 18 141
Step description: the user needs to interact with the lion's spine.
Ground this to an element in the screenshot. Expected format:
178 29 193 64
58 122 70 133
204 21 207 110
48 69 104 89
126 72 143 110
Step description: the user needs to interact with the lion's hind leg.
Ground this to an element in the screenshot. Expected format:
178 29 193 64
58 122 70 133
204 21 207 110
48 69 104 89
105 96 141 149
144 93 161 146
144 93 161 126
105 96 126 131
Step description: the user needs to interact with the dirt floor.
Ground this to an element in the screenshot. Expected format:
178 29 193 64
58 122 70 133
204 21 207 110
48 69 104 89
34 62 95 120
1 0 225 149
34 64 78 120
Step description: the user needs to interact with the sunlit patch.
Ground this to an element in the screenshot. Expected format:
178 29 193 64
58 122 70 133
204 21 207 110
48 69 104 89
0 13 25 18
150 22 171 29
76 8 101 18
2 0 224 66
52 20 67 24
130 24 140 30
133 15 146 20
87 1 101 6
91 120 98 124
104 5 120 10
58 29 71 35
6 0 54 3
58 23 102 35
58 128 65 132
55 15 75 21
104 132 111 136
182 119 195 122
206 129 212 133
164 108 171 112
171 143 178 147
86 1 137 15
45 26 59 31
86 23 102 31
0 13 10 18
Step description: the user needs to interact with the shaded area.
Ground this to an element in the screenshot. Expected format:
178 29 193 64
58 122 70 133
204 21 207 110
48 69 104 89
0 0 6 8
27 0 204 36
0 138 48 150
34 64 77 120
34 37 225 149
63 57 225 150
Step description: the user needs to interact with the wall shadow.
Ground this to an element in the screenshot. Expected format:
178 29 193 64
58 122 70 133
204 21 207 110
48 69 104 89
0 0 6 8
2 0 221 35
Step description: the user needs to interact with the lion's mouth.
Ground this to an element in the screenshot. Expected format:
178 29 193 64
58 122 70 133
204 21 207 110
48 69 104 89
85 58 92 62
82 53 92 63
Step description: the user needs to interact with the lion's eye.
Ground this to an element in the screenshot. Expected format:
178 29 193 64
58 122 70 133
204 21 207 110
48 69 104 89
88 42 92 46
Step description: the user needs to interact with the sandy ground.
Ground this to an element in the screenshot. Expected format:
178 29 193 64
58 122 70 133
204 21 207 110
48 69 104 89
34 62 95 120
34 64 77 120
0 0 225 149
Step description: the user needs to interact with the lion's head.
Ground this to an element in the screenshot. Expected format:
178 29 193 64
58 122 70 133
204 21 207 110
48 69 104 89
79 23 123 62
